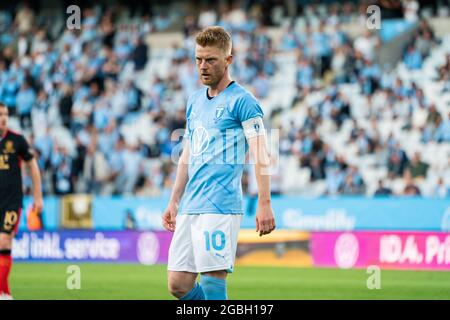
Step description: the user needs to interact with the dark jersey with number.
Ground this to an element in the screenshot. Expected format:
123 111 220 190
0 130 34 207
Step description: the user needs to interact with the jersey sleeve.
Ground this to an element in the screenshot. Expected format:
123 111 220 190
233 94 265 139
233 93 264 123
17 135 34 161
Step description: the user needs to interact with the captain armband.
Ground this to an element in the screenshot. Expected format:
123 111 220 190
242 117 266 139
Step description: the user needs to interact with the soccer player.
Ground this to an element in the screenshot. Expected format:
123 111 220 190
0 102 43 300
162 26 275 300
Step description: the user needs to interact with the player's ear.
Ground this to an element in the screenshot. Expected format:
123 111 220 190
226 54 233 66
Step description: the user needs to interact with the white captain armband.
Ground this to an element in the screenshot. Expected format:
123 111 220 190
242 117 265 139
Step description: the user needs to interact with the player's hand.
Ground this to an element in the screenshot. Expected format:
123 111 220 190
33 196 44 213
256 201 275 237
162 202 178 232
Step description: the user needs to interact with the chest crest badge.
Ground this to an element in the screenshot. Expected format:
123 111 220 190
3 140 15 154
215 104 226 122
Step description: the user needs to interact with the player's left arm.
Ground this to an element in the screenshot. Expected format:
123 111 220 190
244 117 276 237
19 135 43 212
25 158 43 212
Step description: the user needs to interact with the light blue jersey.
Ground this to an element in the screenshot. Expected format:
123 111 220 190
179 81 264 215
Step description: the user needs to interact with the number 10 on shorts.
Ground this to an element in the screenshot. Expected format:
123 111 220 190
204 230 226 251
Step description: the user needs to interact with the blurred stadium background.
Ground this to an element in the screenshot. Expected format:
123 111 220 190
1 0 450 299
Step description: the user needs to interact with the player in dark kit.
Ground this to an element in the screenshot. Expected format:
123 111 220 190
0 102 43 299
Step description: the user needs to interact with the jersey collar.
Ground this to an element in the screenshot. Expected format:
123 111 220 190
206 81 235 100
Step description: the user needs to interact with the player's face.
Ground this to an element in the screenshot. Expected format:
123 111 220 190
195 45 231 87
0 106 8 133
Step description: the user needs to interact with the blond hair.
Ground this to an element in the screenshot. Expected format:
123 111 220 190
195 26 232 55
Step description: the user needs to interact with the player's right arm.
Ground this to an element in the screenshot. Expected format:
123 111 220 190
162 141 190 232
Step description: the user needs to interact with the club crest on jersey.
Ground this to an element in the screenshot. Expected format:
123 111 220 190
215 104 225 122
3 141 15 154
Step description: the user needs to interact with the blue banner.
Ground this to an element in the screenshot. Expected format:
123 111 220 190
242 197 450 232
92 196 169 230
20 196 450 232
92 196 450 232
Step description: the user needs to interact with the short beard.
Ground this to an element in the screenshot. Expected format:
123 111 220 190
202 79 218 87
202 72 223 88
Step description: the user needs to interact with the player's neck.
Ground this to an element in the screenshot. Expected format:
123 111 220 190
208 75 233 97
0 129 6 139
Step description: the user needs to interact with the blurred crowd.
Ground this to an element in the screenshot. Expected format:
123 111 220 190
0 1 449 198
275 5 449 197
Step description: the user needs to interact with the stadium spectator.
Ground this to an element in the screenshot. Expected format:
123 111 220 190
52 157 74 195
374 180 393 197
325 165 345 195
34 127 54 169
59 84 73 129
121 144 143 194
309 155 325 181
251 71 270 99
353 30 379 61
435 112 450 143
387 144 409 178
135 176 161 197
16 82 35 129
415 30 433 58
407 152 429 179
404 44 423 70
14 3 34 34
83 138 109 194
198 7 217 29
403 0 420 23
296 57 314 94
130 36 148 72
402 169 422 196
71 94 93 133
432 177 449 198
